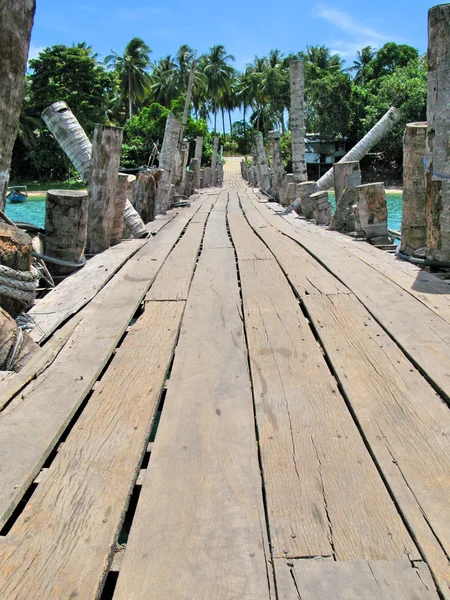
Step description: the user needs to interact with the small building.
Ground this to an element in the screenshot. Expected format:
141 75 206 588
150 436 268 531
305 134 347 179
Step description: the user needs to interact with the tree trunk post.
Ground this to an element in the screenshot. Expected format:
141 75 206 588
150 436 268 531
316 107 402 192
42 102 146 238
188 158 200 194
356 183 389 243
44 190 88 275
268 130 285 199
110 173 130 245
178 52 196 143
289 60 308 184
297 181 317 217
86 125 123 255
426 4 450 262
211 135 220 186
155 113 181 214
400 123 427 255
0 0 35 211
310 191 333 225
41 102 92 183
329 161 361 232
0 308 41 371
199 169 205 188
283 174 296 207
0 224 35 317
255 133 270 192
203 167 212 188
195 136 204 164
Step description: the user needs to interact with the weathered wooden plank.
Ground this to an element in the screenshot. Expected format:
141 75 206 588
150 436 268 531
146 221 205 301
248 197 450 402
234 254 416 561
302 292 450 597
0 204 201 530
0 301 184 599
28 238 146 343
144 212 175 232
201 192 232 249
113 248 272 600
275 559 439 599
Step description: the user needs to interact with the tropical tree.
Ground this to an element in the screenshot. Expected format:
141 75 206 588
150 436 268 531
105 37 152 119
200 45 235 133
347 46 377 85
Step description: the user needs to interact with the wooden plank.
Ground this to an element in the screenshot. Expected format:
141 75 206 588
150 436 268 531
0 301 184 599
302 292 450 597
202 194 232 249
145 221 205 301
28 238 147 343
113 248 272 600
247 197 450 402
235 254 416 561
0 204 201 530
275 559 439 599
145 212 175 232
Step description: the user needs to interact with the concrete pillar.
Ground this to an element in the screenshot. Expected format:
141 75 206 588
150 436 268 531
311 191 332 225
356 183 389 243
401 123 427 255
255 133 271 192
289 61 307 184
330 161 361 232
426 4 450 261
268 130 285 199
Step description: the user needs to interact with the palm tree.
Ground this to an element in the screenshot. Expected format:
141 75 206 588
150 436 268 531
347 46 377 85
105 37 152 119
150 55 178 108
200 45 235 133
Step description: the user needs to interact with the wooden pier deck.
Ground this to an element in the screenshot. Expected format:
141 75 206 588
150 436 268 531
0 157 449 599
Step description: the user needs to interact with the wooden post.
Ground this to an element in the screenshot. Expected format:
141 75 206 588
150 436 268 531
134 170 163 224
268 131 285 199
0 307 40 371
255 133 270 192
329 161 361 232
155 113 181 215
401 123 427 255
203 167 212 188
111 173 129 245
356 183 389 243
211 136 220 186
289 60 308 184
310 191 332 225
195 136 203 164
297 181 317 218
45 190 88 275
0 0 35 211
283 174 296 206
217 163 224 186
199 169 205 188
426 4 450 262
42 103 146 239
316 107 402 192
188 158 200 193
0 223 35 317
86 125 123 255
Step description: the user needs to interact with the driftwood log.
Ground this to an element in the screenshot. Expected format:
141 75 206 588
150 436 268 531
44 189 88 275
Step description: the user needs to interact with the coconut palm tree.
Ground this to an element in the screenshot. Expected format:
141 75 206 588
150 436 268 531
200 45 235 133
105 37 152 119
347 46 377 85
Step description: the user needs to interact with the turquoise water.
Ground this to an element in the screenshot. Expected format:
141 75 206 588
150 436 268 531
5 194 46 229
5 191 404 233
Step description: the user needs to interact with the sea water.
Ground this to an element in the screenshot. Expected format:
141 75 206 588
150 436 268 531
5 192 404 232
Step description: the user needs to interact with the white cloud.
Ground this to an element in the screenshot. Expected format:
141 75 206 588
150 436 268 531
28 43 45 61
314 5 385 41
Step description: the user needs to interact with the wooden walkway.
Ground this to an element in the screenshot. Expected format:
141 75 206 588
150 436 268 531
0 157 449 599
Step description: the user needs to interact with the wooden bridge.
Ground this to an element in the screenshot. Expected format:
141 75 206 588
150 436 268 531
0 157 449 599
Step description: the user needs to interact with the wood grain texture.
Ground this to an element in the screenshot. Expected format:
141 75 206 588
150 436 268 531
28 238 146 343
275 559 439 599
0 301 184 600
249 199 450 403
202 194 232 249
114 248 272 600
235 255 415 561
0 204 201 530
303 292 450 597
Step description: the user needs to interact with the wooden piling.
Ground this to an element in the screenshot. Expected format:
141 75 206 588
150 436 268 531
44 189 88 275
268 131 285 200
356 183 389 243
401 123 427 255
86 125 123 255
195 136 203 164
0 223 34 317
426 4 450 262
310 190 332 225
0 307 40 372
330 161 361 232
110 174 129 245
289 60 308 184
298 181 317 218
255 133 270 192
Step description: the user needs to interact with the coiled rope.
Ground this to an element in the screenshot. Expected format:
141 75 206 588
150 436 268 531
0 264 39 303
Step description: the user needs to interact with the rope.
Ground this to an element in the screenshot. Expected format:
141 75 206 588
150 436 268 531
6 327 23 371
32 251 86 269
0 265 39 303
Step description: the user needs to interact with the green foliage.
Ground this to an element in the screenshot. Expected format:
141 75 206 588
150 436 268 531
122 103 169 167
305 71 352 139
231 120 257 154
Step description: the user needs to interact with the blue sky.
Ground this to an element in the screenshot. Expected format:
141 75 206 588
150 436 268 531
30 0 433 70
